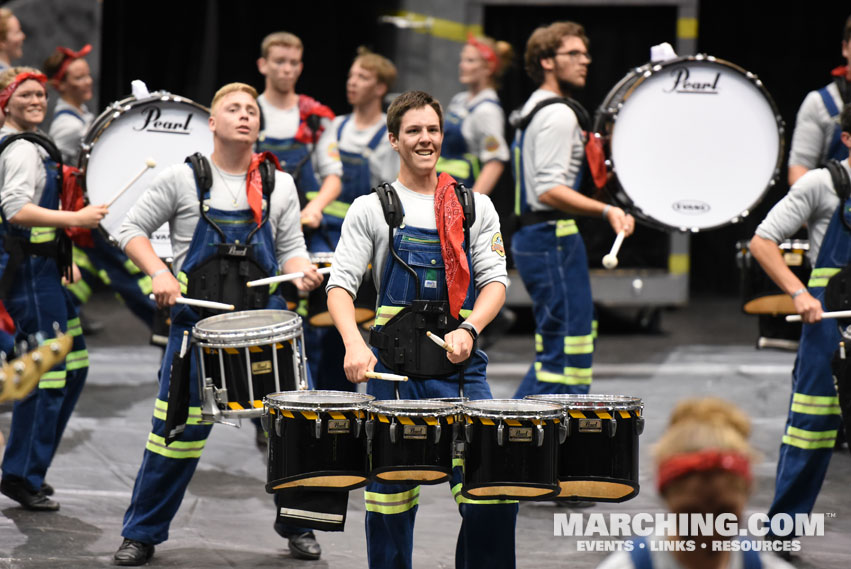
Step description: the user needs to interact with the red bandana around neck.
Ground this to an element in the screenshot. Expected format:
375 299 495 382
51 44 92 84
434 173 471 318
657 449 752 493
0 71 47 111
246 152 282 225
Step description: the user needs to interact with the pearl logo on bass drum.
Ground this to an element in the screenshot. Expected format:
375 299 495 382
672 200 711 215
664 67 721 94
134 106 194 135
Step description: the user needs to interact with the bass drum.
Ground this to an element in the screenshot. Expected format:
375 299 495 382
595 55 784 232
79 92 214 259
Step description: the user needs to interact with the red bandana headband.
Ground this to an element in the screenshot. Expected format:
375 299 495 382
466 32 499 74
0 71 47 111
51 44 92 84
657 449 752 493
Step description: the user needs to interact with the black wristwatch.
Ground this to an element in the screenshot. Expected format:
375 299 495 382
458 322 479 341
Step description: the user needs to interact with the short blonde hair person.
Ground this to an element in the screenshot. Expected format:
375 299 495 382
353 47 397 90
210 82 258 113
0 65 40 90
260 31 303 58
0 8 15 42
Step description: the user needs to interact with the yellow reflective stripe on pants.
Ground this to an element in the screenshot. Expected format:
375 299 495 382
535 334 543 353
146 432 206 459
450 483 518 505
30 227 56 243
138 275 153 295
791 393 841 416
66 278 92 303
124 258 142 274
65 349 89 371
592 319 598 341
782 426 837 450
73 246 97 274
66 317 83 337
807 267 840 288
177 272 188 294
534 362 592 385
375 306 404 326
39 369 67 389
305 191 350 219
555 220 578 237
364 487 420 514
153 398 209 425
564 334 594 355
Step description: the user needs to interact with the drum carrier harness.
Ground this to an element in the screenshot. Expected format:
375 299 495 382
184 152 277 318
367 181 477 381
0 132 73 299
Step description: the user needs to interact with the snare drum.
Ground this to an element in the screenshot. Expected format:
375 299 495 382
737 239 810 314
192 310 307 422
79 92 214 259
461 399 563 501
527 394 644 502
264 390 374 492
367 399 460 485
596 55 783 232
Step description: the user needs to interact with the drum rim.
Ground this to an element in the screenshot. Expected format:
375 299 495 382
193 309 302 345
525 393 643 411
463 398 563 419
369 399 459 416
264 389 374 410
596 53 784 233
309 252 335 264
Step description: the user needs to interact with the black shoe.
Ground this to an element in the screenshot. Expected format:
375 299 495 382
288 531 322 560
0 477 59 511
113 538 155 566
80 313 104 336
41 482 54 496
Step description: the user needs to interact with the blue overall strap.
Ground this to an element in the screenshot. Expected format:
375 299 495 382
468 98 500 113
366 123 388 151
818 86 845 161
53 108 85 123
628 536 653 569
336 115 351 140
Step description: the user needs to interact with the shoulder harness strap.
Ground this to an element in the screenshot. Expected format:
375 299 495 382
374 182 404 228
825 159 851 203
0 131 64 166
515 97 592 133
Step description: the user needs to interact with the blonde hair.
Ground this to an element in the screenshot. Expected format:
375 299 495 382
210 82 258 112
653 397 756 467
0 8 14 42
524 21 589 85
0 66 41 90
260 31 303 58
353 47 397 90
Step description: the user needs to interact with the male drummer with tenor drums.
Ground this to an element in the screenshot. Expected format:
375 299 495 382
327 90 518 569
749 104 851 553
510 21 633 399
111 82 323 566
787 14 851 186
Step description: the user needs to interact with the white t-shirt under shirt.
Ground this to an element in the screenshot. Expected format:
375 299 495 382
118 161 309 274
327 180 507 300
318 113 399 189
256 93 343 181
445 88 509 165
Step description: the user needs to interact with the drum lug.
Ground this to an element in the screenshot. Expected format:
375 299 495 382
275 414 283 437
464 422 473 444
260 411 270 433
355 417 363 439
536 424 545 447
314 415 323 439
497 421 505 447
608 417 618 438
433 423 442 444
559 420 569 443
389 420 398 444
635 416 645 436
365 418 375 441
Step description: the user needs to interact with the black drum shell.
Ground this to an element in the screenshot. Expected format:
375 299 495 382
462 417 560 501
368 412 455 485
557 410 641 502
266 407 368 492
738 240 811 315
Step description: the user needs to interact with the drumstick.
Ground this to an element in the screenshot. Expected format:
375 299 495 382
246 266 332 287
147 294 234 311
364 371 409 382
786 310 851 322
602 231 626 270
426 331 454 353
105 158 157 207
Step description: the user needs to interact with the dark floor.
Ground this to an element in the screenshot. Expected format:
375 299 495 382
0 294 848 568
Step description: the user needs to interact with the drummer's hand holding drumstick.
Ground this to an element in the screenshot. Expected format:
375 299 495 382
282 257 323 292
442 328 474 364
749 234 822 324
792 289 823 324
300 203 323 229
71 203 109 228
601 205 635 270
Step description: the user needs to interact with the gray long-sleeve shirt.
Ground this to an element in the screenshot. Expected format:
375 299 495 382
118 161 309 274
327 180 507 302
0 126 48 221
788 81 845 170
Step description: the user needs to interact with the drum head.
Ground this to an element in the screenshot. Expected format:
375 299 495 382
604 56 782 231
265 390 374 410
193 309 301 345
370 399 458 416
526 393 642 412
80 93 214 258
463 399 562 419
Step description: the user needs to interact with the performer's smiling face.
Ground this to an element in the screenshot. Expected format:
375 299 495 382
7 79 46 129
60 59 93 104
389 105 443 176
209 90 260 144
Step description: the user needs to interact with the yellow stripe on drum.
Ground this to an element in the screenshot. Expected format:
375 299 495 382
253 400 263 408
423 416 439 426
447 416 455 425
229 402 245 410
505 419 522 427
276 343 284 349
301 411 318 420
378 414 389 423
249 346 264 353
480 417 494 426
569 410 586 419
619 411 631 419
329 412 347 420
596 411 612 420
281 410 294 418
398 416 415 426
224 348 239 355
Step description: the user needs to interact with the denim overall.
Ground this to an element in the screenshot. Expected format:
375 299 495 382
0 142 89 493
509 126 594 398
120 173 292 545
817 85 850 163
767 191 851 529
364 222 518 569
435 99 499 188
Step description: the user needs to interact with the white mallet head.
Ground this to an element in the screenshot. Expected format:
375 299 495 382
145 157 157 168
602 254 618 270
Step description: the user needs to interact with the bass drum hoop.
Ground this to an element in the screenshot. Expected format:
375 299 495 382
594 54 784 233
